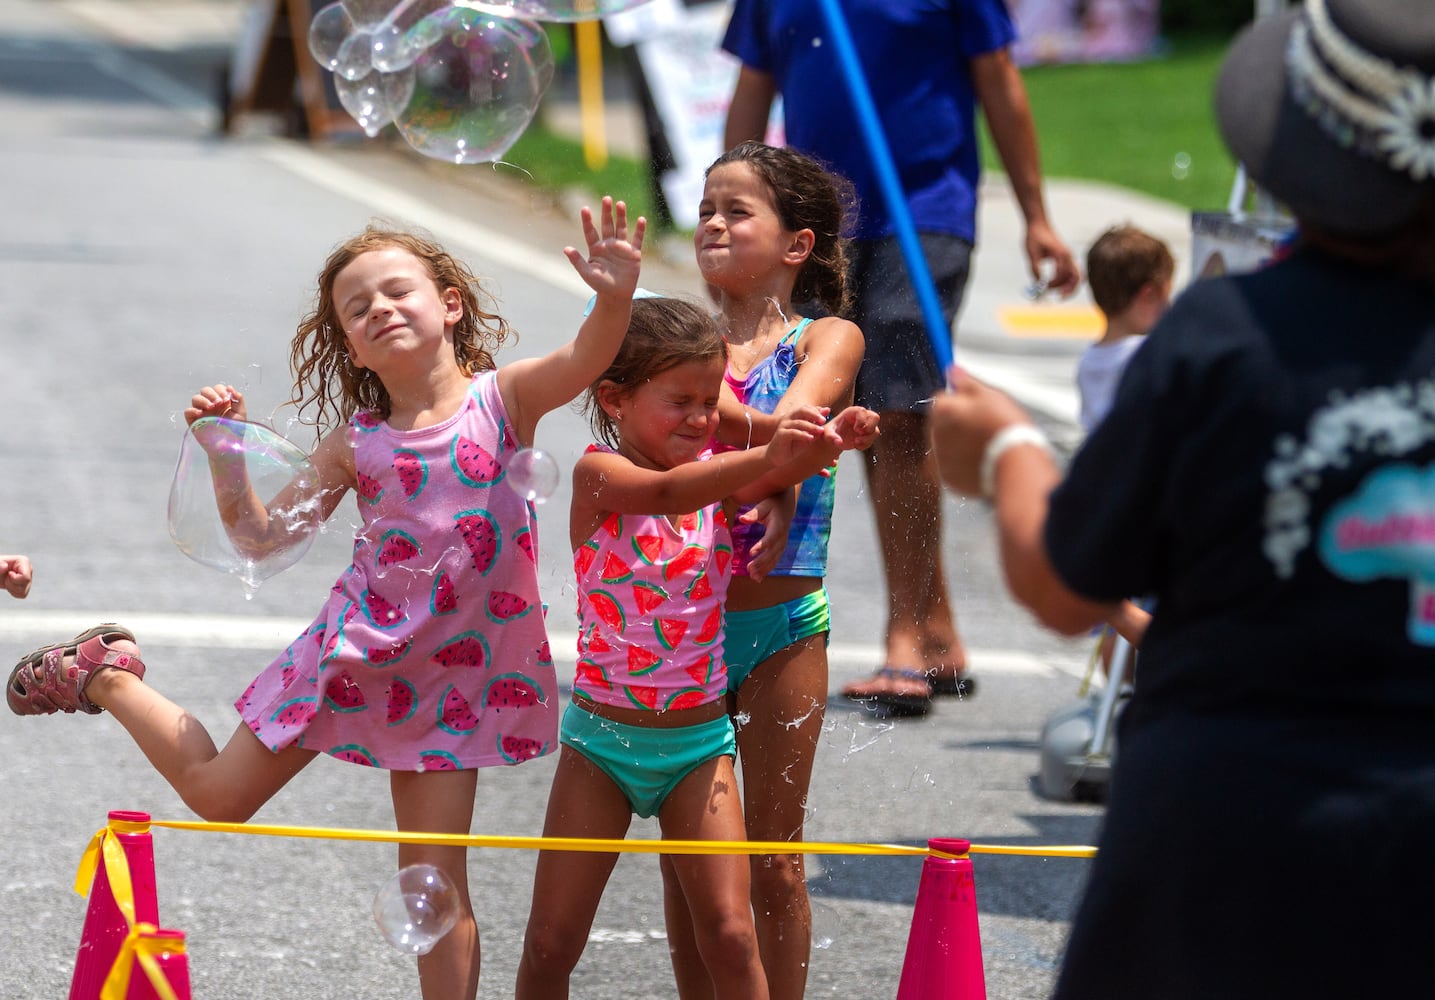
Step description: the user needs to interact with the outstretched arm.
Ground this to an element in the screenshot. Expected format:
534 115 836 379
731 405 878 502
568 409 845 547
928 369 1111 635
499 197 645 446
970 49 1080 296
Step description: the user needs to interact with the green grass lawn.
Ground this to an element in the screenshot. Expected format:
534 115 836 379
991 34 1238 212
500 33 1236 231
501 117 660 227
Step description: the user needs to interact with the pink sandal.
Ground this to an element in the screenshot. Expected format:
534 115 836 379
7 624 146 716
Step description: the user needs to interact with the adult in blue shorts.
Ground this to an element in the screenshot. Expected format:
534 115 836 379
721 0 1080 716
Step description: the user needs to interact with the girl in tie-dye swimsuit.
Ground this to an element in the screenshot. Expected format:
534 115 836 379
665 141 873 1000
515 297 876 1000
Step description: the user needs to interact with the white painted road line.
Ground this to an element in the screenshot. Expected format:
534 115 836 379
0 611 1086 679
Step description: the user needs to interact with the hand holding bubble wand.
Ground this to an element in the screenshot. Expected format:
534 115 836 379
168 384 324 599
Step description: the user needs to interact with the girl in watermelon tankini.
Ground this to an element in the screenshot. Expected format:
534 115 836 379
6 200 645 1000
515 297 876 1000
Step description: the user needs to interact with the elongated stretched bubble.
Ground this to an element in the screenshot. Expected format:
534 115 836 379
167 417 322 598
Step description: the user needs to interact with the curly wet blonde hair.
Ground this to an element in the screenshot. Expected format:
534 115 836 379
289 226 513 435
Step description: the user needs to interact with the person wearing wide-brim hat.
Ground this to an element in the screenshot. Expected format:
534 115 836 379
925 0 1435 995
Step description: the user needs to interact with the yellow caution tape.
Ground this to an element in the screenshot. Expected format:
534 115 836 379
148 819 1097 860
74 819 143 925
100 923 184 1000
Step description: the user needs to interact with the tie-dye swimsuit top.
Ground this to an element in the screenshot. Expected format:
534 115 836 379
722 318 837 577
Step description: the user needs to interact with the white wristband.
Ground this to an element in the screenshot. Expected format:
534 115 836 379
979 424 1052 499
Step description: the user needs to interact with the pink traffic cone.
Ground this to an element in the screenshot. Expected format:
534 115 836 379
895 838 986 1000
70 811 161 1000
125 928 191 1000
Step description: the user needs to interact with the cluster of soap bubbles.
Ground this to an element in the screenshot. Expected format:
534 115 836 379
307 0 655 163
167 416 323 598
373 863 461 955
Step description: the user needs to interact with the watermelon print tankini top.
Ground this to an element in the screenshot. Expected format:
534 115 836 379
236 371 557 771
573 446 734 712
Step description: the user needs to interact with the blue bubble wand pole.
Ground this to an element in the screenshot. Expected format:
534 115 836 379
815 0 953 373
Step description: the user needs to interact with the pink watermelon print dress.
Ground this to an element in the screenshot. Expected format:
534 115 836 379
237 371 556 771
573 445 734 712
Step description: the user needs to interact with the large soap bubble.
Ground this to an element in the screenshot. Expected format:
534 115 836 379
373 864 461 955
395 6 554 164
167 417 322 598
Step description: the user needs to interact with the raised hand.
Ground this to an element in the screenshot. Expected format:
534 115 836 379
564 196 647 301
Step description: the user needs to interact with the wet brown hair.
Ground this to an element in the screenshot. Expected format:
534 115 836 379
582 297 726 449
706 141 855 315
289 226 513 435
1086 225 1176 317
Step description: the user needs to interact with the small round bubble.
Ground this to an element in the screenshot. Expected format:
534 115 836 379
167 417 322 597
372 864 460 955
507 448 560 503
335 28 379 81
336 70 402 135
308 1 357 70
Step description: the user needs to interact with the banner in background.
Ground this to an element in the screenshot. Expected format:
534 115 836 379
1010 0 1161 65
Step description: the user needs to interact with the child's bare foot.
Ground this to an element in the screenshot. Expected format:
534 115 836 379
7 625 145 716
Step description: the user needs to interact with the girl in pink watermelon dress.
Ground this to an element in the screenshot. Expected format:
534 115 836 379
6 199 645 1000
515 297 876 1000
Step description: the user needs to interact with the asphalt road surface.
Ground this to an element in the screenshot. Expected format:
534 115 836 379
0 2 1106 996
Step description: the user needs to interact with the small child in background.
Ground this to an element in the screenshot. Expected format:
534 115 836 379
2 555 33 599
1076 225 1174 432
515 296 876 1000
1075 225 1172 666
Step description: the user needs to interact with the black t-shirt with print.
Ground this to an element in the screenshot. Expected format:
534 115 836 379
1044 248 1435 998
